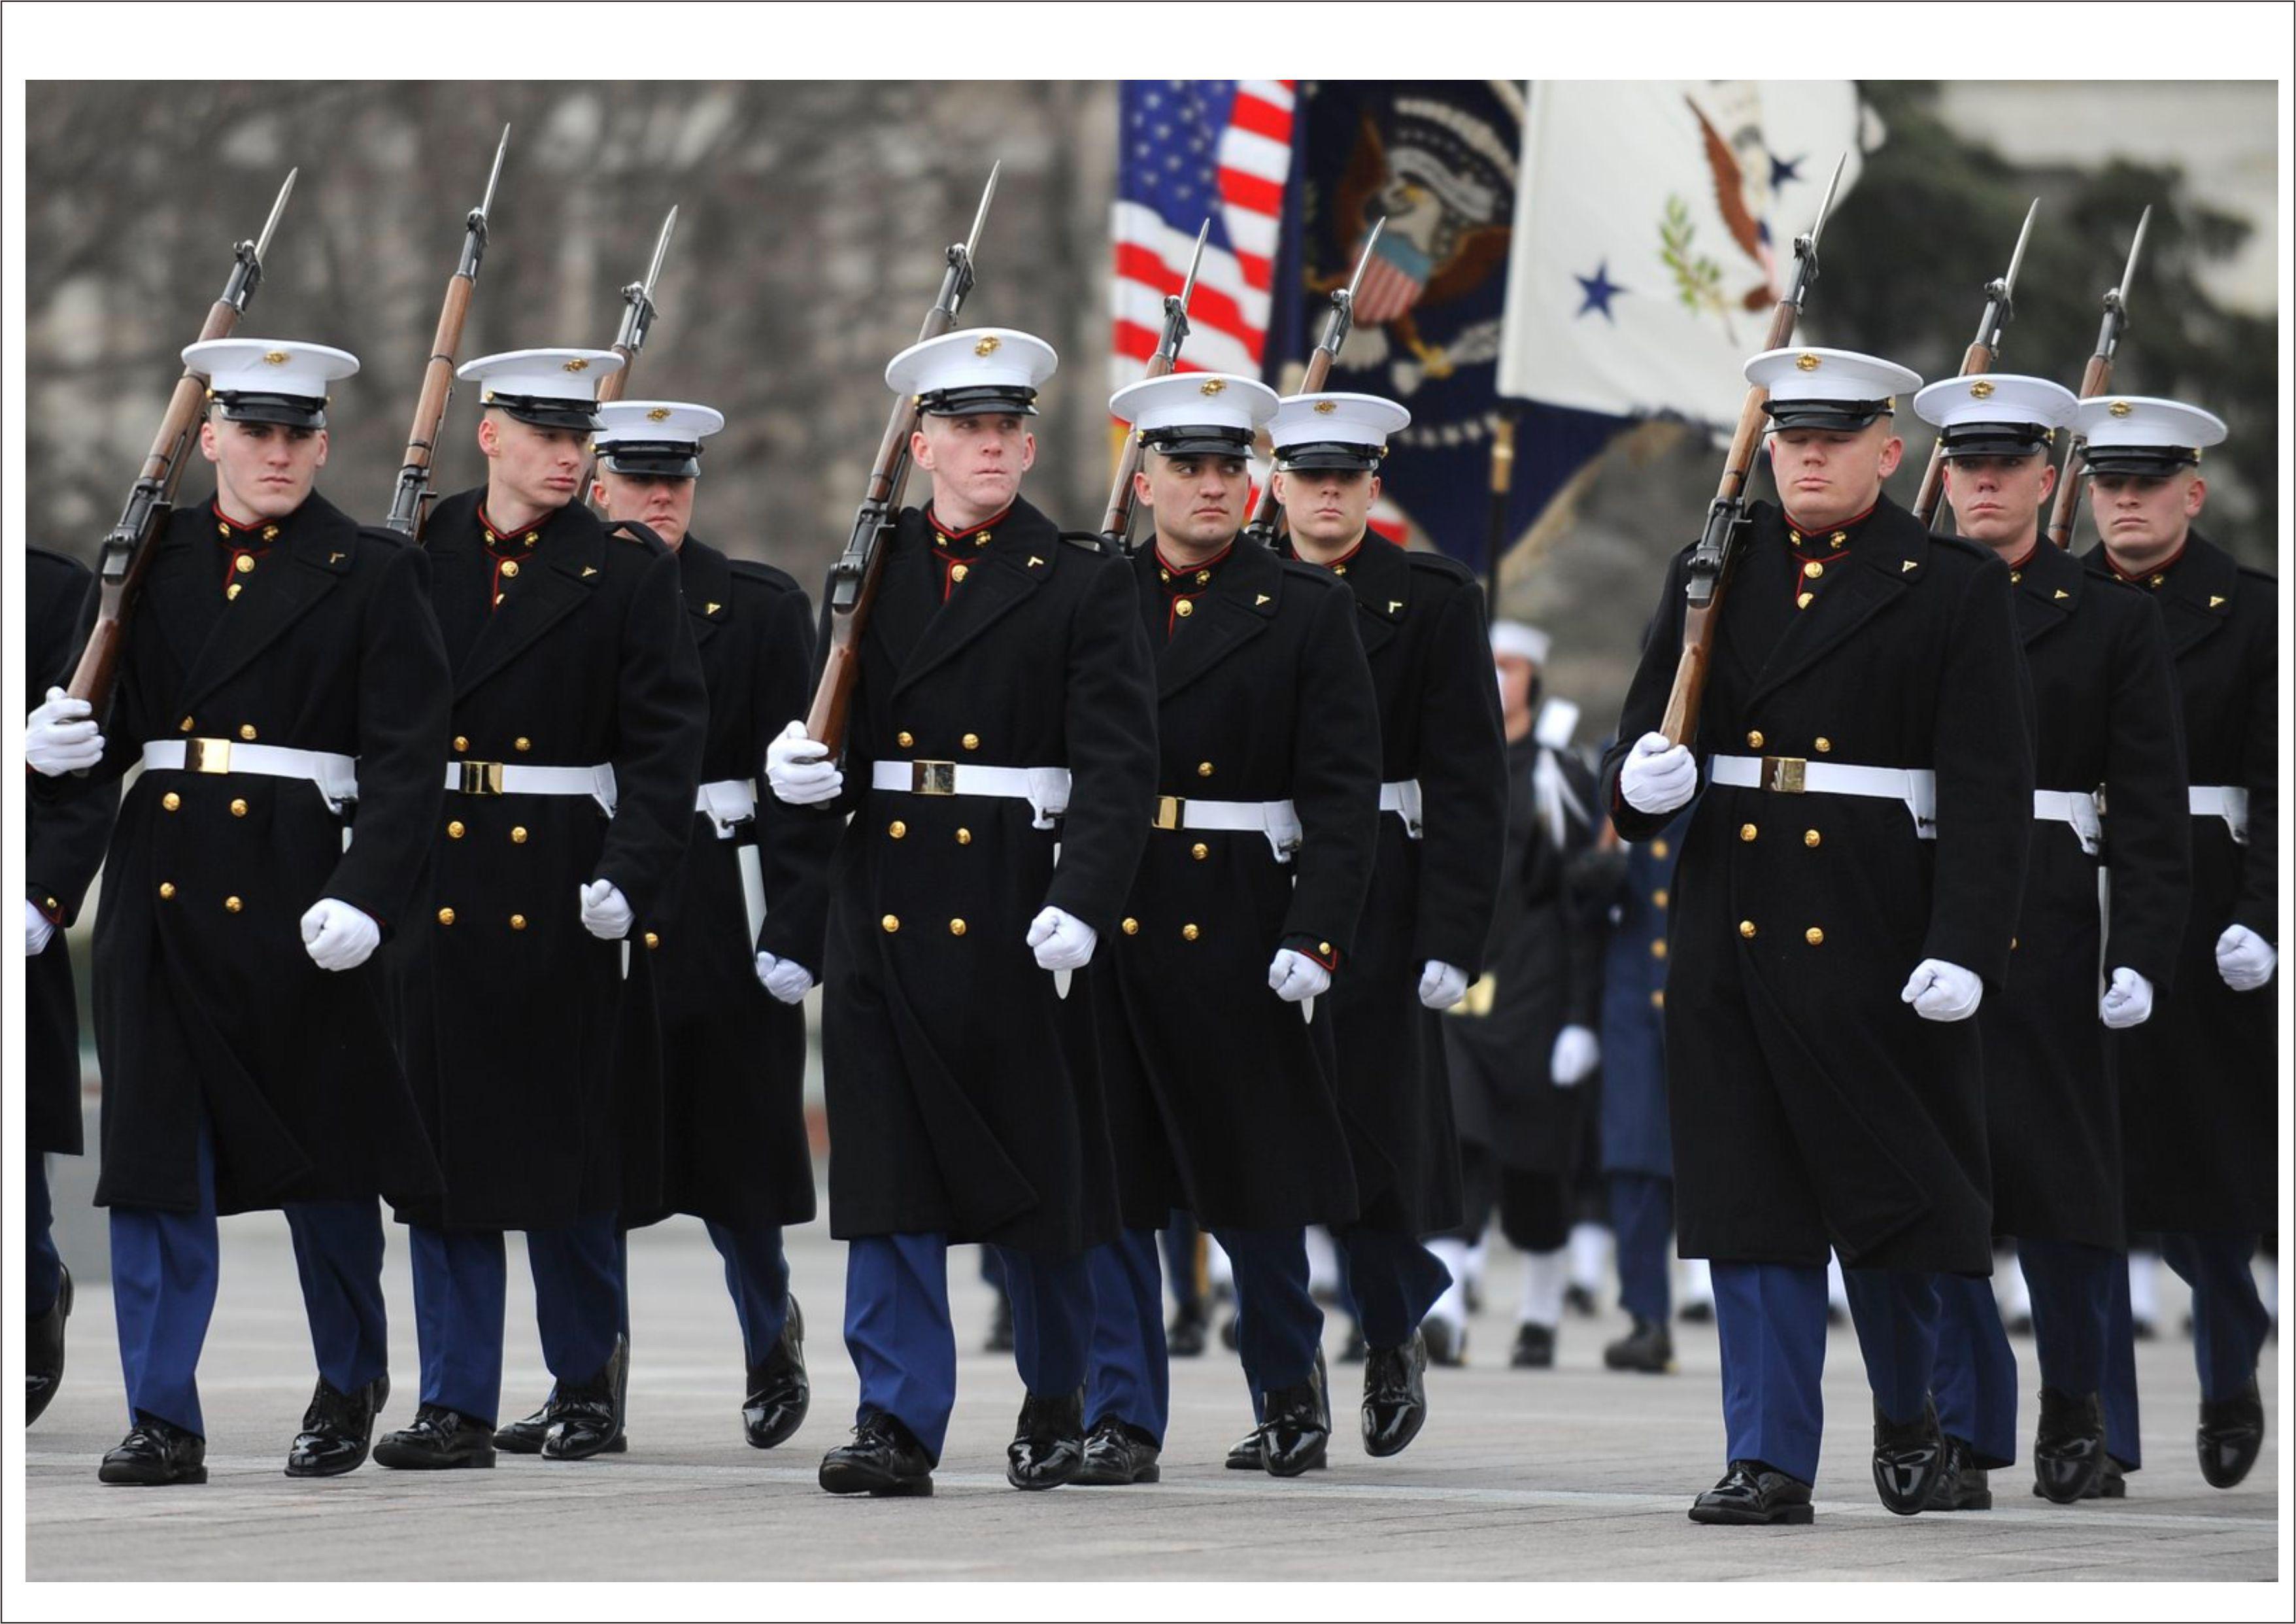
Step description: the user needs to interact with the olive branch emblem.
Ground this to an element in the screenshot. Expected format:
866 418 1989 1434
1659 195 1736 343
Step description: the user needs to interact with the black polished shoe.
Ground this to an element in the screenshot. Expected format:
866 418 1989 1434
27 1267 72 1426
373 1404 498 1470
286 1374 389 1478
1073 1416 1162 1485
2196 1378 2265 1489
1510 1323 1556 1369
1166 1305 1208 1359
743 1295 809 1450
1871 1396 1946 1515
1678 1299 1715 1325
542 1334 628 1461
1925 1434 1992 1510
1007 1387 1086 1490
492 1390 630 1455
1602 1316 1677 1374
2031 1386 2106 1504
99 1415 208 1485
1422 1316 1468 1368
819 1412 934 1497
1338 1323 1368 1364
1224 1426 1267 1471
1687 1458 1814 1525
1260 1361 1331 1478
1361 1329 1428 1457
1563 1283 1598 1319
984 1291 1015 1355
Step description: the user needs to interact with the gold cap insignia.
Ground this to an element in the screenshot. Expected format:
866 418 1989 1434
973 335 1002 357
262 350 290 365
483 390 498 402
646 407 672 422
1313 400 1338 414
1200 378 1226 396
1795 353 1821 372
563 358 590 373
2108 399 2133 418
1968 380 1995 399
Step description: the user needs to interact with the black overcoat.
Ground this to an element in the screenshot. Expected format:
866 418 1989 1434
2083 532 2276 1232
75 494 448 1214
1602 497 2033 1274
1099 537 1381 1232
394 489 705 1231
1982 539 2189 1247
810 497 1157 1255
630 537 829 1232
25 547 115 1156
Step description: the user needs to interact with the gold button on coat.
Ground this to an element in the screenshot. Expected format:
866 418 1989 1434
510 915 527 931
881 914 900 934
162 792 181 811
1738 919 1757 939
1804 828 1822 848
1803 561 1823 579
1650 839 1669 859
1650 939 1667 960
1815 737 1832 754
1196 761 1213 778
230 798 248 817
1746 730 1763 749
158 882 177 900
949 919 967 937
1122 918 1140 936
1191 843 1209 860
1739 823 1758 842
1650 989 1665 1010
1805 926 1825 946
949 563 969 583
897 731 915 749
180 717 195 732
962 734 979 751
234 553 255 575
500 560 519 578
447 820 465 839
511 826 528 844
239 724 258 741
514 737 531 753
1652 888 1668 907
889 820 908 839
1182 923 1200 941
645 932 660 949
1174 599 1194 618
1318 942 1332 956
226 583 242 601
1797 592 1814 610
956 828 971 845
437 907 456 926
454 735 470 753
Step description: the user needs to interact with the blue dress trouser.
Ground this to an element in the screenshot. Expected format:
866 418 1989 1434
1711 1261 1829 1484
2161 1232 2269 1402
112 1119 390 1438
1841 1266 1943 1428
1331 1225 1452 1351
844 1232 1092 1463
1085 1226 1172 1442
707 1217 791 1364
1218 1228 1325 1421
28 1151 63 1317
1609 1172 1674 1324
408 1212 622 1430
1931 1273 2020 1468
2102 1259 2143 1468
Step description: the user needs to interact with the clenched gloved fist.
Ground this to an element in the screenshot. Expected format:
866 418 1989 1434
301 898 382 972
1619 731 1697 816
25 898 56 956
25 687 105 777
1418 960 1470 1010
1027 906 1098 972
2215 924 2276 992
754 951 817 1004
1550 1023 1601 1087
579 879 634 941
2098 966 2154 1029
766 720 842 807
1900 958 1982 1023
1268 948 1331 1005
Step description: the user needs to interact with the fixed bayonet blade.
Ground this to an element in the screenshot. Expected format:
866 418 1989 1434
254 168 297 260
964 161 1002 261
479 125 511 218
1177 218 1209 309
642 205 678 298
2001 197 2039 300
2115 205 2153 305
1344 216 1387 305
1806 152 1848 250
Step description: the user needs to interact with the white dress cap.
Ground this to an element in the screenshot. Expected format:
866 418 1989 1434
2072 394 2227 474
1109 371 1281 454
458 348 624 428
885 328 1058 415
1912 373 2077 458
1489 619 1551 666
1745 347 1923 429
184 338 360 426
1269 392 1413 469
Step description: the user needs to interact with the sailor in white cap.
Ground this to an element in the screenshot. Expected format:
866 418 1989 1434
2076 394 2275 1493
24 337 453 1484
374 350 707 1472
1601 344 2036 1525
1258 391 1506 1456
1909 373 2191 1506
767 326 1161 1498
1067 369 1382 1485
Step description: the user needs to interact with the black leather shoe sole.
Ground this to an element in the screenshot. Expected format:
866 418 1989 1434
97 1461 207 1486
371 1438 496 1470
284 1443 369 1479
1073 1457 1161 1485
1006 1455 1083 1491
1224 1436 1265 1471
541 1427 624 1462
819 1459 934 1497
1687 1498 1813 1525
497 1425 625 1455
1264 1433 1329 1478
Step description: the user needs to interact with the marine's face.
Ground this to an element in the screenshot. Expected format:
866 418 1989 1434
201 414 328 522
1941 451 2055 547
1494 652 1536 722
592 468 696 549
1136 450 1250 547
479 411 589 512
1768 419 1902 528
1272 465 1379 548
2090 469 2204 554
913 413 1034 519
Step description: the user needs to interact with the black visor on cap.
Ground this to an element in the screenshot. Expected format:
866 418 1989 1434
1145 424 1255 458
599 442 702 479
213 390 327 430
484 393 603 432
1939 421 2053 460
2082 444 2199 477
1764 397 1893 431
918 385 1038 418
1275 439 1383 472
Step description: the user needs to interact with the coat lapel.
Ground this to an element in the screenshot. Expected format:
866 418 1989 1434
1155 538 1282 699
889 500 1058 698
1746 501 1920 707
2012 537 2082 649
453 504 605 700
144 511 222 683
678 535 733 649
171 495 356 716
2153 533 2238 660
1296 532 1408 658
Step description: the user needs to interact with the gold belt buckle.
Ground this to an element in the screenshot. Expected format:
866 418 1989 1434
1152 795 1185 831
1763 755 1807 794
456 760 505 796
910 760 956 796
186 737 232 774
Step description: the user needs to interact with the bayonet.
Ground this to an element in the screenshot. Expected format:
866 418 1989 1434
1914 198 2043 529
1102 218 1213 550
2046 205 2154 547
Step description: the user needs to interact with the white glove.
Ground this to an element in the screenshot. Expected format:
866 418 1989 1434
300 898 382 973
25 898 56 956
2215 924 2276 993
25 687 105 776
1418 960 1470 1010
1900 958 1983 1023
754 950 817 1004
766 720 842 807
1026 906 1098 972
1619 731 1697 816
1550 1023 1601 1086
579 879 634 941
2098 966 2155 1029
1268 947 1331 1004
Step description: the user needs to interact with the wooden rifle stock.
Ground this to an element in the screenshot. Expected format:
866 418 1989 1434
1098 354 1173 545
385 273 473 538
2046 349 2114 548
1657 375 1772 747
1910 337 1996 530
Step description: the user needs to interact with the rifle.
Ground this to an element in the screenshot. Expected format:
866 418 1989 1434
1100 218 1209 552
1910 197 2038 530
1241 217 1385 550
384 125 509 539
583 205 679 513
803 163 1002 756
2044 206 2152 549
68 169 299 711
1657 153 1847 749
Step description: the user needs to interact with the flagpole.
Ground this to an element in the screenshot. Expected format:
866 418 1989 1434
1482 405 1517 607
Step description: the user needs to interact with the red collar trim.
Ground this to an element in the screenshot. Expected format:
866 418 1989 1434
211 500 269 539
1153 541 1232 583
2004 541 2040 574
1781 499 1877 545
2106 542 2186 586
926 502 1014 544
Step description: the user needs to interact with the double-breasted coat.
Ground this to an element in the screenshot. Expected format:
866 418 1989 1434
2083 531 2276 1233
629 536 830 1232
1098 536 1381 1233
70 494 448 1214
808 497 1157 1255
1598 806 1691 1182
1981 537 2189 1247
393 488 705 1232
1602 496 2033 1275
1279 533 1505 1237
25 547 116 1157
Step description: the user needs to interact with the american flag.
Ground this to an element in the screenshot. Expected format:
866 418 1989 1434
1111 80 1296 390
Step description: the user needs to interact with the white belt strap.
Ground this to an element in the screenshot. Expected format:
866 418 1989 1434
696 777 759 839
2189 784 2250 846
445 760 618 817
2033 788 2103 856
1379 777 1424 840
141 738 358 815
1708 753 1937 839
869 759 1071 830
1151 794 1303 863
